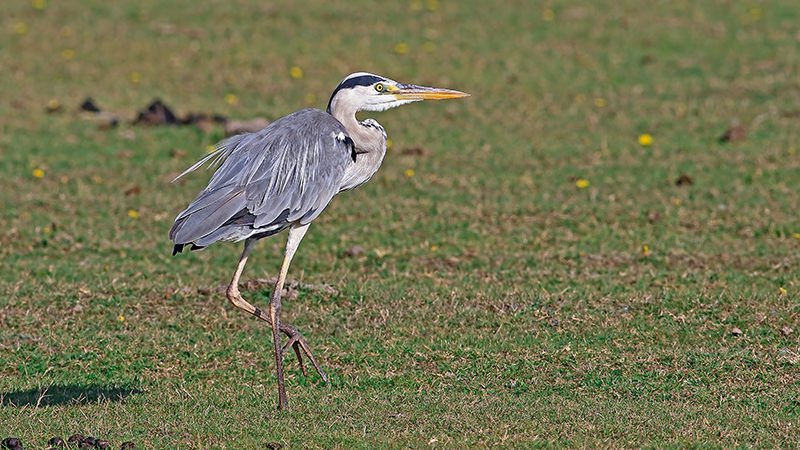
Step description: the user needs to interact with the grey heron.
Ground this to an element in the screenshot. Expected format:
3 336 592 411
169 72 468 410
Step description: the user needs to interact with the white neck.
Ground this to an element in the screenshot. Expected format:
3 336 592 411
330 99 388 192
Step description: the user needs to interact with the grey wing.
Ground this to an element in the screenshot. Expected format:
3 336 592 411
169 109 355 250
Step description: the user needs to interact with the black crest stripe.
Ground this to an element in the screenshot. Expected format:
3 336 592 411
327 75 384 113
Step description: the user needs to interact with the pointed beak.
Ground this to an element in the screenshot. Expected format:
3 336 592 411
392 83 470 101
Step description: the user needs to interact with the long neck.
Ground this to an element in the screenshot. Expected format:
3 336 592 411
332 106 387 192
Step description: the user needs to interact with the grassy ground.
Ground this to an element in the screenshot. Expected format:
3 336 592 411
2 0 800 448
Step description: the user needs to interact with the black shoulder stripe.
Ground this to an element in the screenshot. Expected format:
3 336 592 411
346 136 357 162
333 131 357 162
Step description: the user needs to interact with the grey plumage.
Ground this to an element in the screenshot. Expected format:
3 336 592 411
169 72 468 410
170 109 355 252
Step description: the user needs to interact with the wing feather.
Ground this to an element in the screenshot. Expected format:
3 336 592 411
169 109 353 247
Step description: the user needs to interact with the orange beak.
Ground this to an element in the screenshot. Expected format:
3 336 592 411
392 83 470 100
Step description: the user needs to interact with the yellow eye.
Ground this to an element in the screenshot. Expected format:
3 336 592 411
375 83 384 92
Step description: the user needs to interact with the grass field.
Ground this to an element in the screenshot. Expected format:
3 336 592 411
2 0 800 448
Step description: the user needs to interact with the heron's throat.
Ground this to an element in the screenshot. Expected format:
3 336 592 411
337 115 387 192
330 107 385 153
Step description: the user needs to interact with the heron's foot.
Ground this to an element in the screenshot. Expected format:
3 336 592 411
226 287 327 384
278 321 329 383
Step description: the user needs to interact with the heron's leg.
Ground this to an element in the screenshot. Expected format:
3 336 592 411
226 238 278 326
270 223 311 410
225 237 328 385
226 238 259 309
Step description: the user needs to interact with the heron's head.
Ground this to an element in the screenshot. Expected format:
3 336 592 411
326 72 469 116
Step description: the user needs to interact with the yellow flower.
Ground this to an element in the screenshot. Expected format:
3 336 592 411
395 42 409 54
32 0 47 10
224 93 238 105
575 179 589 188
118 315 125 322
32 169 45 178
129 72 142 83
14 23 28 35
426 0 439 11
93 176 103 184
405 169 415 177
61 49 75 60
206 144 216 153
780 287 787 294
594 97 606 107
431 245 438 251
386 139 393 149
638 134 653 146
794 233 800 239
290 66 303 79
542 9 555 21
127 209 139 218
642 245 650 256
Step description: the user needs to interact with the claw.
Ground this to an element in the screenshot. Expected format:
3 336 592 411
278 325 327 382
295 337 329 383
293 342 307 377
281 334 300 355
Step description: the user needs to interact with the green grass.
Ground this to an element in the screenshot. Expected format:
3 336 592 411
2 0 800 448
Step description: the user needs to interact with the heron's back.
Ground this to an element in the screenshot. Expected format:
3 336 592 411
170 109 355 253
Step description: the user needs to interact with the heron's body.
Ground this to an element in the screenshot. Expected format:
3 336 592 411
170 72 467 410
170 108 384 250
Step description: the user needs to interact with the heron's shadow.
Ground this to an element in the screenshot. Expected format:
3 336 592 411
0 384 141 407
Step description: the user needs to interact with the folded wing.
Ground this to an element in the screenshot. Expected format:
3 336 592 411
169 108 355 252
